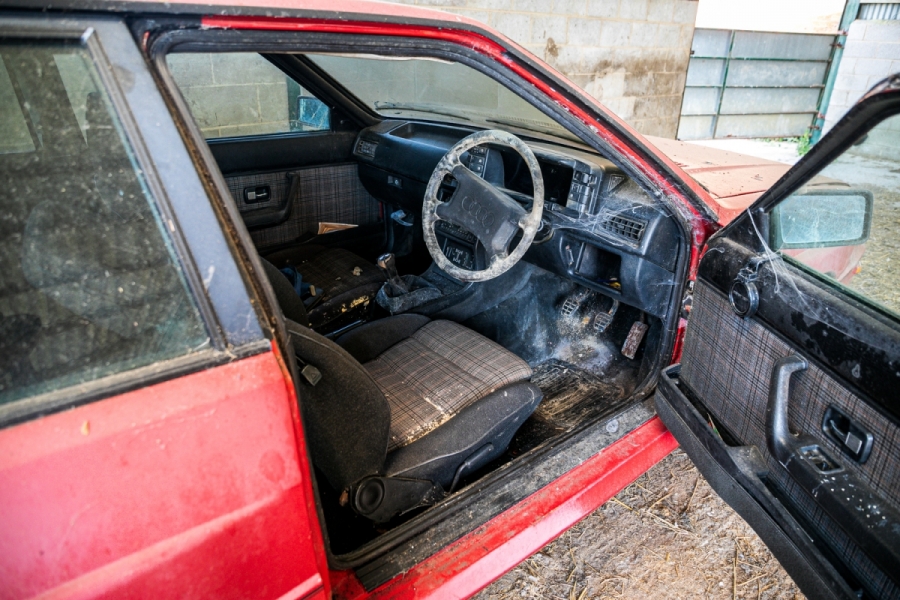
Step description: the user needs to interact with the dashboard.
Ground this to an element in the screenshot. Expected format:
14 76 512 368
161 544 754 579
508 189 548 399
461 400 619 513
353 120 681 318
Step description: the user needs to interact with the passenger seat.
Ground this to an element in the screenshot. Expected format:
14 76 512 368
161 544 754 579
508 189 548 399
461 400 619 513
262 245 386 331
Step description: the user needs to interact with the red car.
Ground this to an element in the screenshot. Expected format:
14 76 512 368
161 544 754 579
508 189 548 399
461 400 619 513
1 2 896 600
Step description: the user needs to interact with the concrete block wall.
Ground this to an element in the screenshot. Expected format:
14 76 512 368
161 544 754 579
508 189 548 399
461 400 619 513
167 53 292 138
387 0 699 138
823 19 900 136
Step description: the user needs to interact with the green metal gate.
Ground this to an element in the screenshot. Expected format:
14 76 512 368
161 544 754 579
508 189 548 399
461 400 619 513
677 29 836 140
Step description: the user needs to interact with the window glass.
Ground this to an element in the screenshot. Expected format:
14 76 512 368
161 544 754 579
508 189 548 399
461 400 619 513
0 40 209 407
773 113 900 316
166 52 330 139
306 53 576 141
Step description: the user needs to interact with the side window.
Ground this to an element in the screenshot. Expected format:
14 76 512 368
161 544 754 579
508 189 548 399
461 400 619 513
166 52 331 139
772 113 900 316
0 40 209 408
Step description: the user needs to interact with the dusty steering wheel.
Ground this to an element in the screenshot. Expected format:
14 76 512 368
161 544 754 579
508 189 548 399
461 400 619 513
422 130 544 282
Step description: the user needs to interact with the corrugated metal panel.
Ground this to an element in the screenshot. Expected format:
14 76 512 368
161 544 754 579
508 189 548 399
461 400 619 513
681 87 720 115
730 31 834 61
859 3 900 19
678 28 834 140
725 61 827 88
690 29 732 58
685 58 726 86
716 113 815 138
719 88 823 115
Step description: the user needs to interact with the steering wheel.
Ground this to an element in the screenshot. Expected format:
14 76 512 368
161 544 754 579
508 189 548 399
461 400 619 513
422 130 544 282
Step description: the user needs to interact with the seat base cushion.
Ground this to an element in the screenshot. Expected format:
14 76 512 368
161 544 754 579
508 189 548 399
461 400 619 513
385 381 542 490
364 319 533 452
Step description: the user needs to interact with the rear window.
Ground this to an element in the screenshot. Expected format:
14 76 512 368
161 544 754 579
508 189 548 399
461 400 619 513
0 40 209 410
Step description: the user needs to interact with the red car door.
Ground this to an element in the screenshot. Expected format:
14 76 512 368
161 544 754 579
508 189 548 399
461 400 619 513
656 76 900 600
0 16 327 599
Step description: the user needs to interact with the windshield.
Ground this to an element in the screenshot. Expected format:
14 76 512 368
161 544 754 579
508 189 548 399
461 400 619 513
306 54 577 141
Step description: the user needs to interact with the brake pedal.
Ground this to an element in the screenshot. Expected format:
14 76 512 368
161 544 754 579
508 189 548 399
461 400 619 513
592 299 619 333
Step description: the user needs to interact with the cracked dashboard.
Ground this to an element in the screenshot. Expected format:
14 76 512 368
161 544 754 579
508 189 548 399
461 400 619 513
354 121 681 317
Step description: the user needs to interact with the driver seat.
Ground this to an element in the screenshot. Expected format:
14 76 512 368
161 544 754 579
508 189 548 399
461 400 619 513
264 262 542 522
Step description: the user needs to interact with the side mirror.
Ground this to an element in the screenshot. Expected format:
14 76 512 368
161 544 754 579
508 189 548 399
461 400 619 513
296 96 330 130
770 187 874 250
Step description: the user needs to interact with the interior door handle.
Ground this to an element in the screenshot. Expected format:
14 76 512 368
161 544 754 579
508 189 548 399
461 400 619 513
766 354 808 465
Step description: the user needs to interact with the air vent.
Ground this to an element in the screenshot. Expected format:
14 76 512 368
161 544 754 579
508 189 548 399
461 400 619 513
598 214 647 243
356 138 378 158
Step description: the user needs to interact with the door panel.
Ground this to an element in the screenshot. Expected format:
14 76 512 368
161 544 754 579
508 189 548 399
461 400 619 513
683 282 900 512
166 50 384 251
680 280 900 599
0 352 324 600
226 163 382 250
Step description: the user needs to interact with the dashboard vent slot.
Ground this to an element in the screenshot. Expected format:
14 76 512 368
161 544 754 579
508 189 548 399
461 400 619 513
598 214 646 243
356 138 378 158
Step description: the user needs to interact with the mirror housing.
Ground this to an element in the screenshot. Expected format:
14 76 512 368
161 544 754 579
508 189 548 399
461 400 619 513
296 96 330 130
770 187 874 250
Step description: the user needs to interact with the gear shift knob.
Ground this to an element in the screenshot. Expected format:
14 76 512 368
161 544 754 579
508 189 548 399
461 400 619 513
377 253 408 295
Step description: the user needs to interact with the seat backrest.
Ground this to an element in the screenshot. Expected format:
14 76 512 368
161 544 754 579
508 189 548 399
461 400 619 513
259 258 309 326
285 320 391 492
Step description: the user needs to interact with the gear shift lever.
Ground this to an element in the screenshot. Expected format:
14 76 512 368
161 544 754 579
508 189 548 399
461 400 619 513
377 253 408 296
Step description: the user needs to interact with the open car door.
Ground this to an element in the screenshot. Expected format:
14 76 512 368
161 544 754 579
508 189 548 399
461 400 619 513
656 75 900 600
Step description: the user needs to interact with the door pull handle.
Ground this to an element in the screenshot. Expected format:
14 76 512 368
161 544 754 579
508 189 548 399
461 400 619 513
766 354 808 465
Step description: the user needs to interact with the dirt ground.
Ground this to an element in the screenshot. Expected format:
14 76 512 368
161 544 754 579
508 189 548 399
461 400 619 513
475 449 805 600
478 137 900 600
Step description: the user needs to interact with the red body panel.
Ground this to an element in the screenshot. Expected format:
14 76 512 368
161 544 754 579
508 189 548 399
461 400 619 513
0 350 327 600
331 417 677 600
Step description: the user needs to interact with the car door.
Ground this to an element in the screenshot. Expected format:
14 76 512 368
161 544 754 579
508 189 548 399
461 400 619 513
656 75 900 600
0 15 328 599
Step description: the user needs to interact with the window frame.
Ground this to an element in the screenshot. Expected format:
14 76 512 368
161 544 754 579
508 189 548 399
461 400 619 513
0 17 270 427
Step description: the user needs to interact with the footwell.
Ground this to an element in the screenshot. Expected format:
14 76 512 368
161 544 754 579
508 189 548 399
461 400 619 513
507 359 632 457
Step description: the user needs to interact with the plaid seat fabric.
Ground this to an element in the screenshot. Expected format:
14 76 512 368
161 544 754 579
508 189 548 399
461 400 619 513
364 320 533 451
